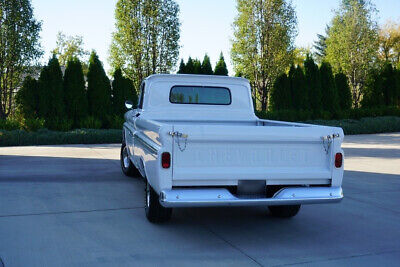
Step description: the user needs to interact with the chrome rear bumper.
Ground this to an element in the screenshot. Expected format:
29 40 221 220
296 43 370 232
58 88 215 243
160 187 343 208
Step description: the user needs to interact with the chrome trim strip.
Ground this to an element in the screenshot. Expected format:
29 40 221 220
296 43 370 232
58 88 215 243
159 187 343 208
134 132 160 154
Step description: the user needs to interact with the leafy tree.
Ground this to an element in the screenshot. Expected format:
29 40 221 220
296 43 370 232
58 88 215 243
16 76 39 119
201 54 213 75
52 32 89 67
38 55 65 129
185 57 195 74
0 0 42 119
378 20 400 66
63 57 88 127
193 59 202 74
335 72 352 109
293 47 311 67
112 68 137 116
87 51 112 126
325 0 379 107
177 59 186 74
319 62 339 114
109 0 180 89
214 52 228 76
304 55 322 112
231 0 297 111
290 65 308 110
270 73 291 110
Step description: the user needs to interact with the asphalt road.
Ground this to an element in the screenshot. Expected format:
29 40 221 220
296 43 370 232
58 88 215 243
0 133 399 267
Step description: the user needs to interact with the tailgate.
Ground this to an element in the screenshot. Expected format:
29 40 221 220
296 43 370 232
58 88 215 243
171 124 341 185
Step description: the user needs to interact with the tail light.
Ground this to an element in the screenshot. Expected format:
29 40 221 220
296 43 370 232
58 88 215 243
161 152 171 169
335 153 343 168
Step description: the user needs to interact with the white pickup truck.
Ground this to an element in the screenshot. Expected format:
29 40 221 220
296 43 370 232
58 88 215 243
121 74 344 223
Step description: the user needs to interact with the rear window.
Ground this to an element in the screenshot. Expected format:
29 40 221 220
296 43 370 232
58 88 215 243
170 86 231 105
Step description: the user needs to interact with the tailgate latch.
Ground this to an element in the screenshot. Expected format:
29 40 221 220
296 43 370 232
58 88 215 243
168 131 188 152
321 133 340 154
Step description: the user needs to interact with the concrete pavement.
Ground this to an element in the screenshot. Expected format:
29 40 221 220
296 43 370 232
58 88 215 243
0 133 399 266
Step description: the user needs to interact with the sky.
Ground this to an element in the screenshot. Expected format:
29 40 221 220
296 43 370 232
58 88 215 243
32 0 400 75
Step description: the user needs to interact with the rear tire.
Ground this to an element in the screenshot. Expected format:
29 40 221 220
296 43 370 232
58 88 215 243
268 205 301 218
120 143 141 177
145 181 172 223
266 185 301 218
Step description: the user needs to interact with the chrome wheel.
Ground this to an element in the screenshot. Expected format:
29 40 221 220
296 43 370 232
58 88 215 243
122 147 130 169
146 182 150 208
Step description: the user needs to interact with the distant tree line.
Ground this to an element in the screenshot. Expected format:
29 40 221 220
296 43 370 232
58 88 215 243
177 53 228 76
270 56 399 119
16 52 137 131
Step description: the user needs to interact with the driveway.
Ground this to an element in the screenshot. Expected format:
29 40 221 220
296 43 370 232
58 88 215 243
0 133 399 266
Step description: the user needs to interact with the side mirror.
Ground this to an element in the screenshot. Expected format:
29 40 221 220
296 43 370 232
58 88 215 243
125 100 134 110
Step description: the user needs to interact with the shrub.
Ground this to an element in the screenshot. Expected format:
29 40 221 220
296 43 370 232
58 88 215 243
23 118 45 132
80 116 102 129
107 115 125 129
0 119 21 131
0 129 122 147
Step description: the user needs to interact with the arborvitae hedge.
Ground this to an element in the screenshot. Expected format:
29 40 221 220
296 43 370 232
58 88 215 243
201 54 213 75
63 57 88 128
214 52 228 76
112 68 137 116
87 51 112 127
193 59 202 74
270 73 291 110
335 72 352 110
38 55 66 130
16 76 39 119
290 65 308 110
177 59 186 74
363 63 400 108
304 55 322 113
185 57 194 74
319 62 339 114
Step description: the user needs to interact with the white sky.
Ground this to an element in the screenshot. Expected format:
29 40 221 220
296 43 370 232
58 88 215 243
32 0 400 75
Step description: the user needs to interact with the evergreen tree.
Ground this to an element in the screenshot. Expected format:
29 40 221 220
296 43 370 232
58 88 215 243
304 55 322 112
335 72 352 109
63 57 88 127
362 68 384 107
381 63 399 106
112 68 137 116
290 65 308 110
362 64 400 107
185 57 195 74
177 59 186 74
319 62 339 114
201 54 213 75
87 51 112 126
270 73 291 110
214 52 228 76
16 76 39 119
38 55 65 129
193 59 202 74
